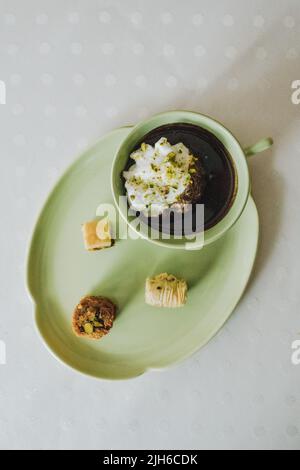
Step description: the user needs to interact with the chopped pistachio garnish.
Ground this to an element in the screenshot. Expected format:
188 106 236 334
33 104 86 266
167 151 176 159
84 323 94 334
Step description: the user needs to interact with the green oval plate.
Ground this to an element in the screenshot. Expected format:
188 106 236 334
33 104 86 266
27 127 259 380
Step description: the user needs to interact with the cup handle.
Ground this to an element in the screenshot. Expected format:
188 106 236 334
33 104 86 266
244 137 273 158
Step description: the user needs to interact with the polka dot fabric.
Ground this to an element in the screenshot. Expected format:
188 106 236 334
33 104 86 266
0 0 299 450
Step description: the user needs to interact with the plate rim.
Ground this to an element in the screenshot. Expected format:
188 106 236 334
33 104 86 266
26 126 133 300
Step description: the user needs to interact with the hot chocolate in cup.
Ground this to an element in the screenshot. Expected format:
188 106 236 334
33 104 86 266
111 111 273 250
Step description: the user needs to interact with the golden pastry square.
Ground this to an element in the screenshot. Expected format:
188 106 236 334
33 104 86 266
82 218 113 251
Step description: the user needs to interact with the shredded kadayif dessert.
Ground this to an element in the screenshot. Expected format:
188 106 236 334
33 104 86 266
145 273 188 308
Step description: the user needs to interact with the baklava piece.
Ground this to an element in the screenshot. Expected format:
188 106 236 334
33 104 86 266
82 217 113 251
72 295 116 340
145 273 188 308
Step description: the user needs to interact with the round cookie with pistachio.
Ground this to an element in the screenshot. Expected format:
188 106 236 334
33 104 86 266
72 296 116 340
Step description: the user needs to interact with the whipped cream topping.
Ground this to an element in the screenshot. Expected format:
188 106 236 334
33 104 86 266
123 137 197 215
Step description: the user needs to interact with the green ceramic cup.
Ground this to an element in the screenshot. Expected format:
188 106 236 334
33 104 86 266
111 111 273 250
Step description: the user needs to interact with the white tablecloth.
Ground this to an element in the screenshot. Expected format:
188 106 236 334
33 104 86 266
0 0 299 450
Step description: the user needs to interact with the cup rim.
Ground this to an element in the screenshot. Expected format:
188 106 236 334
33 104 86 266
111 110 250 250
